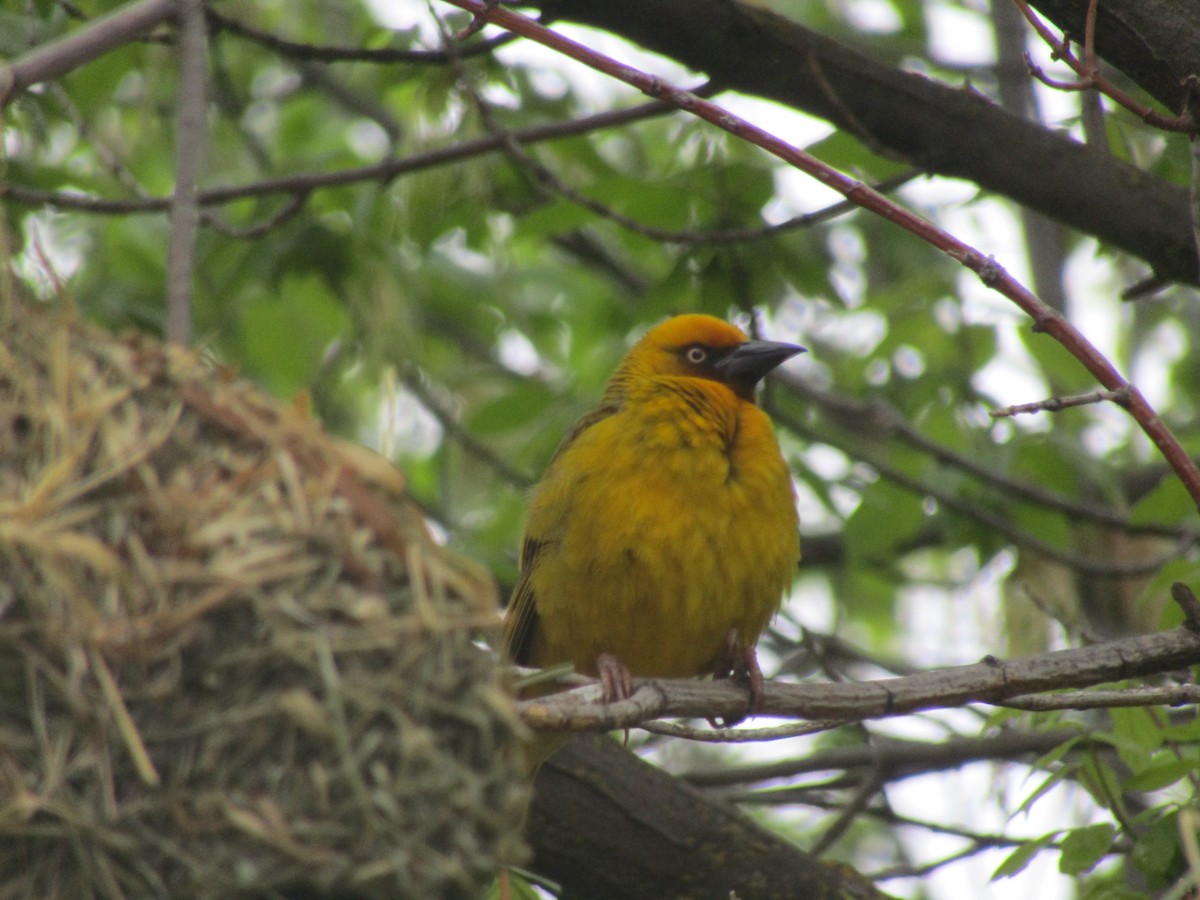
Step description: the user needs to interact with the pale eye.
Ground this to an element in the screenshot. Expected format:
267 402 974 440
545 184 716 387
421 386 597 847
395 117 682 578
685 346 707 364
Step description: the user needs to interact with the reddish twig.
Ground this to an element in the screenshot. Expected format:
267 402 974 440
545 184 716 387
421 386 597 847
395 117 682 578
1013 0 1195 134
989 387 1130 418
437 0 1200 514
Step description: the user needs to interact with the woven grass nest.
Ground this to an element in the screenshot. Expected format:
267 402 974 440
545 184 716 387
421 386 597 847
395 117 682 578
0 295 529 898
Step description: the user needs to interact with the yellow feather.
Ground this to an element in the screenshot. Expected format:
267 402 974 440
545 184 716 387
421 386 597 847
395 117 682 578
504 313 801 701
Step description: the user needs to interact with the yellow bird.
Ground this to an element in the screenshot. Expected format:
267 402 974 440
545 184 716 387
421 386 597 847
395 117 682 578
503 314 803 713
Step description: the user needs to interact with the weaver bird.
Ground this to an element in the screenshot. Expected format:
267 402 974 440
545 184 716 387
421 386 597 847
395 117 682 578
503 314 803 715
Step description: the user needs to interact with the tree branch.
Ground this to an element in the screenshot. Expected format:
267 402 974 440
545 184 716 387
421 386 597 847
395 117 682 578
684 729 1088 787
517 0 1197 287
774 374 1196 539
0 0 175 110
1028 0 1200 115
165 0 207 345
529 735 894 900
518 623 1200 732
2 90 700 214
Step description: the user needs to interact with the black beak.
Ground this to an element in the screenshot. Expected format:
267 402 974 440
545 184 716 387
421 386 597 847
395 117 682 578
716 339 806 399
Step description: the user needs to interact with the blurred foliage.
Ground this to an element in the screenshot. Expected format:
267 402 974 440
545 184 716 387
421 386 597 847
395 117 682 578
5 0 1200 897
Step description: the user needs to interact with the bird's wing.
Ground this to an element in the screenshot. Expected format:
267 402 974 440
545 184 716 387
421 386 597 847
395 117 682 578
502 401 621 665
502 536 546 665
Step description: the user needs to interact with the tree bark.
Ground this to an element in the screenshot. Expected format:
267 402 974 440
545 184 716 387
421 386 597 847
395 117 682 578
528 734 894 900
1030 0 1200 114
536 0 1198 286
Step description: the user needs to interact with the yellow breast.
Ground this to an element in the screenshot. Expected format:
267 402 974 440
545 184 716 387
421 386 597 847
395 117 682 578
525 377 799 678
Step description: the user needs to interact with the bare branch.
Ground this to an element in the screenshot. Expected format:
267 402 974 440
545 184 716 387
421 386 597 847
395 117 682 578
990 387 1131 418
770 403 1192 577
1000 684 1200 711
1175 582 1200 629
1013 0 1195 134
517 624 1200 733
686 729 1088 788
399 369 535 490
774 375 1198 540
641 717 845 743
165 0 208 345
206 7 518 64
3 90 702 214
0 0 175 110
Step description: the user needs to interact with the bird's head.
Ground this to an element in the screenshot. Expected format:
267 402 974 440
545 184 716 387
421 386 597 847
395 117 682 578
609 314 806 403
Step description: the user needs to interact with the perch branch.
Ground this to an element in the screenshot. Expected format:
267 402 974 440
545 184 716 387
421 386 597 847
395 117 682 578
517 623 1200 733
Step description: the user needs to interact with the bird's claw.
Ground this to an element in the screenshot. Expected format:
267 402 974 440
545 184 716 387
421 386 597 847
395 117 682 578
708 629 764 728
596 652 634 703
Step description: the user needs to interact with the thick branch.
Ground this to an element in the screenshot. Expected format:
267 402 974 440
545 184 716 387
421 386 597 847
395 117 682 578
1030 0 1200 115
518 624 1200 731
525 0 1196 286
529 734 894 900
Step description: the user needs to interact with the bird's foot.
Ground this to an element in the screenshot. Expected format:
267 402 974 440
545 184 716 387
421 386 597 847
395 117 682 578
738 644 766 713
708 629 764 728
595 652 634 703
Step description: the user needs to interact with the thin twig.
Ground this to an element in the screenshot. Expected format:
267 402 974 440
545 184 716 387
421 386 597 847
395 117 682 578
990 387 1130 418
776 374 1195 539
685 729 1087 788
399 369 535 490
998 684 1200 711
1012 0 1194 134
641 718 846 742
444 16 923 247
4 89 710 215
770 405 1191 577
810 771 884 857
1173 582 1200 631
871 842 1010 882
207 7 518 64
165 0 208 345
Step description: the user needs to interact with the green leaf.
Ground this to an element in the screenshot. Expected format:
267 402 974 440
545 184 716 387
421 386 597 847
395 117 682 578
1109 706 1166 769
1030 733 1086 771
1124 752 1200 793
1059 822 1115 875
238 274 349 398
1131 810 1182 887
1014 766 1076 818
1076 753 1126 811
1129 474 1196 527
843 477 926 560
1161 713 1200 743
992 832 1060 880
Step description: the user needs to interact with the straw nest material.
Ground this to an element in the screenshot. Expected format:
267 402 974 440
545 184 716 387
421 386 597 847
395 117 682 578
0 295 529 898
